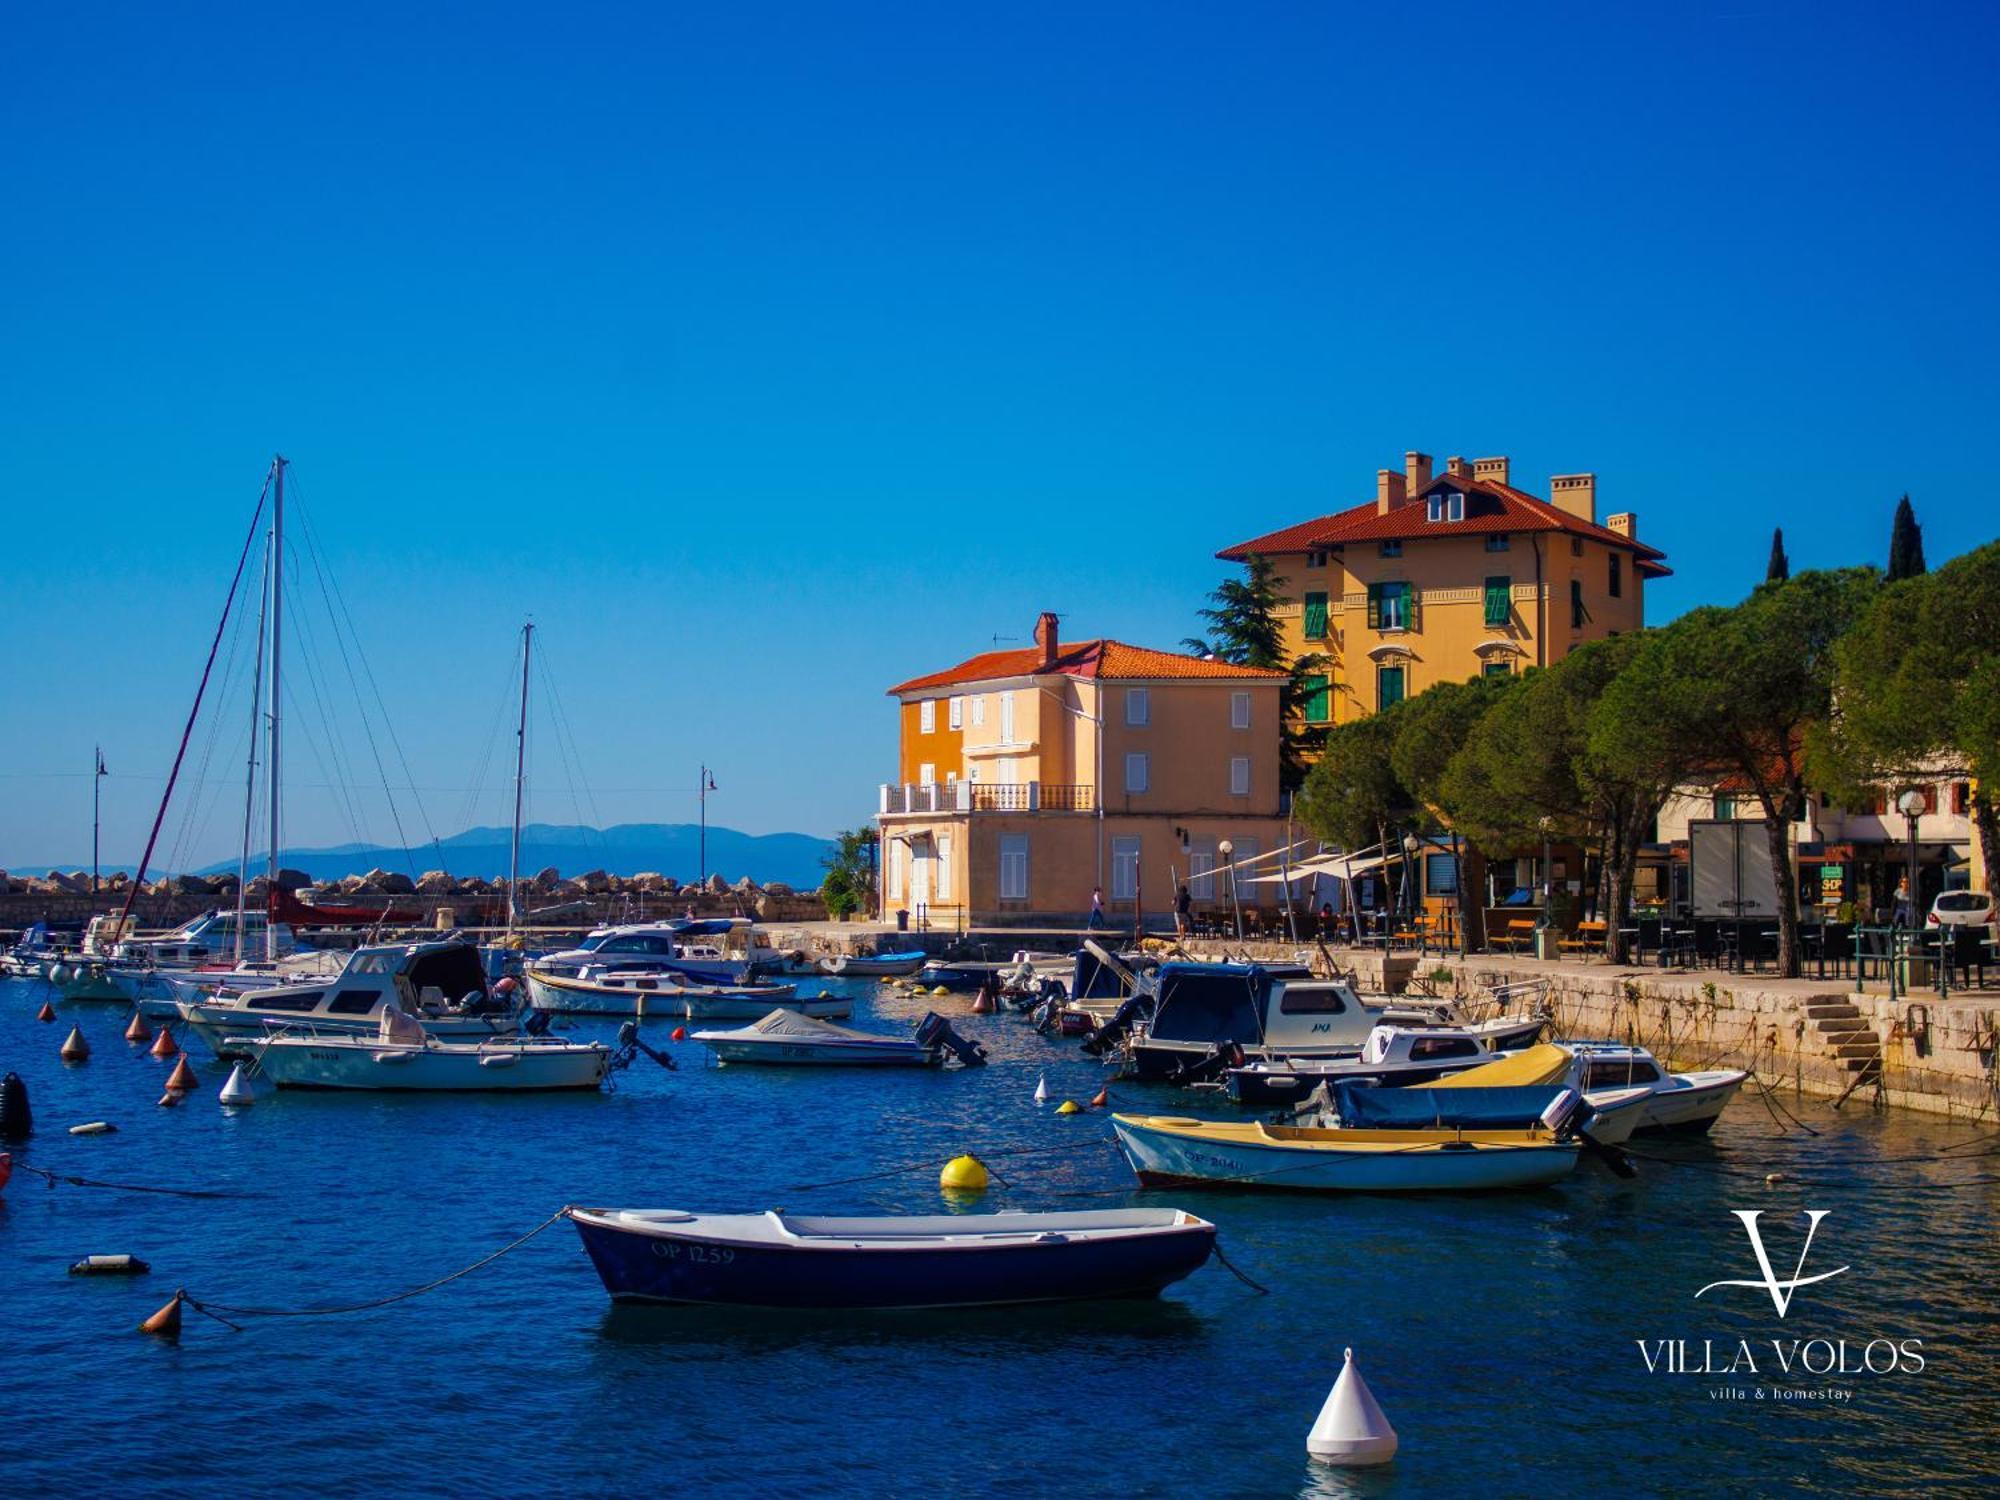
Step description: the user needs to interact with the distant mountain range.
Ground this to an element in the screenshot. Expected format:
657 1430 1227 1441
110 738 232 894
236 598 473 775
15 823 836 890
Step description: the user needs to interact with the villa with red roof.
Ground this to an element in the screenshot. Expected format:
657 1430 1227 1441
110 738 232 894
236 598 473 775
1219 451 1671 725
878 612 1295 926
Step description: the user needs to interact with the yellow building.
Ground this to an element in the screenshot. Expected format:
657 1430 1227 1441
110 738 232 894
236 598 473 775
878 613 1296 926
1219 451 1671 723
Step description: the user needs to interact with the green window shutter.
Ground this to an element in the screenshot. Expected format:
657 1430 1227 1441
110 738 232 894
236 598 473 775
1484 577 1511 628
1365 584 1382 629
1303 591 1328 640
1302 673 1329 723
1401 582 1418 632
1378 665 1405 709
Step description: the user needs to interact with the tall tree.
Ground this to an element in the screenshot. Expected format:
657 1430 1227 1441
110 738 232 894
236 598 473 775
1887 495 1927 582
819 827 879 919
1185 552 1324 787
1766 528 1790 582
1387 673 1518 951
1296 709 1411 855
1596 570 1878 976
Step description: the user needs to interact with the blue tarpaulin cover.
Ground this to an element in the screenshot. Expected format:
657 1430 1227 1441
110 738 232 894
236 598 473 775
1333 1080 1567 1130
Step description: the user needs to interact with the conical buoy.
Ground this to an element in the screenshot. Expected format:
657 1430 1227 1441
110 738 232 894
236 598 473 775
165 1056 199 1093
939 1154 989 1192
1089 1083 1111 1110
125 1012 152 1044
671 1026 687 1042
218 1065 255 1107
1307 1348 1398 1467
157 1091 182 1109
139 1291 185 1338
972 990 996 1014
1056 1099 1082 1115
36 1001 55 1023
1034 1074 1049 1104
150 1029 178 1059
59 1026 90 1063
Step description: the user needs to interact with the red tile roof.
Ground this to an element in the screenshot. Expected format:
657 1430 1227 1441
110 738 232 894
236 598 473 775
1219 474 1672 573
888 639 1286 696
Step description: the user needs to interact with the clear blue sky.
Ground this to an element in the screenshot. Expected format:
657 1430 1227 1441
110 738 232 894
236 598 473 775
4 1 1997 870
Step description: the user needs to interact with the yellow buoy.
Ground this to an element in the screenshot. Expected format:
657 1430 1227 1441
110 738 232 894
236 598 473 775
1055 1100 1083 1115
939 1154 989 1192
931 985 950 997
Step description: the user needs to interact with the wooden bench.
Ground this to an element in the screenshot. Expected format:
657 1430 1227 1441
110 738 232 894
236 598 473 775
1559 920 1607 955
1491 917 1539 953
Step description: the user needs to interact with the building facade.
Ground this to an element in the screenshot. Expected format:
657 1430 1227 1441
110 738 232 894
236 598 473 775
878 613 1295 926
1219 451 1671 723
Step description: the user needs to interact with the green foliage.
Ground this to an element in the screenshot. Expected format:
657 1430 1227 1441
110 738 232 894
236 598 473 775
1888 495 1927 582
1185 553 1285 669
1296 709 1411 850
1767 528 1789 583
1387 673 1516 824
820 827 879 918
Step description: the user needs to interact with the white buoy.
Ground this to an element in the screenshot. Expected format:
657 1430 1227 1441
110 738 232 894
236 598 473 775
218 1064 256 1107
1307 1348 1398 1467
1034 1073 1048 1104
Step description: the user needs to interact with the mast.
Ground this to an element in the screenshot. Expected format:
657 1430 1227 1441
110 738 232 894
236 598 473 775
265 455 286 962
92 746 103 896
235 535 271 963
509 621 533 932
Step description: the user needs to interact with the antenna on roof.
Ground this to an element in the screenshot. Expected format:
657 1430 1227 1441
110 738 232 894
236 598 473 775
991 634 1021 645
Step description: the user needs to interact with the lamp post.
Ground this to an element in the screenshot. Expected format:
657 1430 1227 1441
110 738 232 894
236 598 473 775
1219 837 1242 941
1897 788 1924 931
699 765 717 891
1402 831 1422 953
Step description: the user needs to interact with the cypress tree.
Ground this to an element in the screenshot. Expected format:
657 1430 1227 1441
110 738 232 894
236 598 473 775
1766 527 1790 582
1887 495 1927 581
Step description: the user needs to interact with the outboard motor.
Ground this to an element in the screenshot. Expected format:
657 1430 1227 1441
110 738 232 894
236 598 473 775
1169 1039 1245 1086
1083 994 1147 1056
523 1007 553 1037
0 1072 32 1141
915 1012 987 1066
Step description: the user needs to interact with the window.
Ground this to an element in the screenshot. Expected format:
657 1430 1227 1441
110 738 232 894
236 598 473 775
326 990 382 1016
1306 549 1329 568
998 835 1028 900
1230 691 1251 730
1715 794 1735 820
1570 579 1586 628
1125 687 1150 726
1230 756 1251 796
919 699 935 733
948 696 963 729
1485 534 1511 552
1482 659 1514 678
1111 836 1141 899
1426 491 1464 523
918 763 935 787
1278 984 1349 1015
1367 581 1413 631
1125 752 1150 794
935 834 951 901
257 991 323 1012
1425 853 1459 894
1189 850 1216 900
1609 554 1623 598
970 696 986 727
1302 590 1329 640
1301 673 1329 723
1409 1036 1480 1060
1954 781 1972 815
1379 540 1402 557
1585 1059 1662 1088
1570 537 1584 557
999 692 1014 743
1483 576 1512 628
1377 664 1406 710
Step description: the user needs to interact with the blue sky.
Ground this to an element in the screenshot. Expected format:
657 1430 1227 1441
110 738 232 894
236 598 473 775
3 1 1997 869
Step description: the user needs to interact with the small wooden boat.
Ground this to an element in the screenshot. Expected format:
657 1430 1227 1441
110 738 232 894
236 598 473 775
692 1009 984 1067
1111 1108 1582 1193
565 1206 1215 1308
817 950 928 978
242 1008 613 1092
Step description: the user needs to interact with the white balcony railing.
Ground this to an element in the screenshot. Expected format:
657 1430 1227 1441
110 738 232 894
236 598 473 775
879 781 1095 815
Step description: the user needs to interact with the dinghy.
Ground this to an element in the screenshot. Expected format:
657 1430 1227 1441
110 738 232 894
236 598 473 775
816 950 928 978
565 1205 1215 1308
693 1009 984 1067
241 1006 614 1092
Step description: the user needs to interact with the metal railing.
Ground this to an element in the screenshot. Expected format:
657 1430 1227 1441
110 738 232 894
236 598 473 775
879 781 1097 815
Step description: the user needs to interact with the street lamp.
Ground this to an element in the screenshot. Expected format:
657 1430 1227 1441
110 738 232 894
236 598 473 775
1402 831 1422 950
1219 838 1242 941
1896 788 1924 930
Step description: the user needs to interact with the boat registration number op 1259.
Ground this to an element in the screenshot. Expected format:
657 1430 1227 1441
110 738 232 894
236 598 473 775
650 1242 736 1264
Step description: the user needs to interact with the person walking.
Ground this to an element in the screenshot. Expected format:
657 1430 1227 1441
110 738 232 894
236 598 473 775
1087 887 1106 929
1174 881 1192 937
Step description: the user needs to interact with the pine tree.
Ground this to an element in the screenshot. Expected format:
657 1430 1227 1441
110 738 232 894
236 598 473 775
1887 495 1927 582
1184 553 1285 668
1766 528 1790 583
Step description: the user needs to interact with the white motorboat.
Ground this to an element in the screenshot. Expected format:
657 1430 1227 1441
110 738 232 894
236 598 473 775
521 964 837 1020
244 1007 612 1091
693 1009 984 1067
816 950 928 978
1568 1043 1747 1136
1223 1024 1540 1106
532 918 792 987
176 939 522 1058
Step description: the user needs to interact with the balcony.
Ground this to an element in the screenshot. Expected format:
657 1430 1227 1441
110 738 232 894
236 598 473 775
879 781 1096 816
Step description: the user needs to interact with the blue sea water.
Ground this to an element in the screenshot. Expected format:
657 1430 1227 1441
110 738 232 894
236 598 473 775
1 975 1995 1499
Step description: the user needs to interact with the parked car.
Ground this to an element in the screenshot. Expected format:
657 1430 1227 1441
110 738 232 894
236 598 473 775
1929 891 1995 927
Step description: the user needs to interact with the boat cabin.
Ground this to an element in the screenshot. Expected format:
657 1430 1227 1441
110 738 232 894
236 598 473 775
221 941 495 1019
1568 1044 1669 1091
109 909 307 965
1143 962 1391 1052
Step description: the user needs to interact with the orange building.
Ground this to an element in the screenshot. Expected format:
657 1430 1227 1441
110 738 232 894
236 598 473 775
1220 452 1671 724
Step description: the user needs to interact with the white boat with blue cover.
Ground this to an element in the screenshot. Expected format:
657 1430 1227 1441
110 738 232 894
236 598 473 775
693 1009 985 1067
523 964 827 1019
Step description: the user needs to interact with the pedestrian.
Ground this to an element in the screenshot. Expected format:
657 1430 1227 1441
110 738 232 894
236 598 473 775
1892 876 1913 928
1174 881 1191 937
1087 886 1106 929
1317 901 1334 940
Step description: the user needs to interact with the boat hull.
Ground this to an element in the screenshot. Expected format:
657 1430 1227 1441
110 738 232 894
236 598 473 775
181 1005 518 1059
1226 1057 1492 1106
568 1211 1214 1309
1112 1115 1580 1193
701 1038 938 1066
250 1039 610 1091
525 969 813 1019
1633 1074 1746 1135
820 952 927 978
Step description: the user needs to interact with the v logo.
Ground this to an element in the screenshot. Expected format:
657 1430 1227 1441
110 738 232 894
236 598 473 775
1696 1209 1850 1317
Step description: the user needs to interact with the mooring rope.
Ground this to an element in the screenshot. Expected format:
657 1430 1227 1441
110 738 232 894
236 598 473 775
10 1161 254 1200
1209 1240 1270 1295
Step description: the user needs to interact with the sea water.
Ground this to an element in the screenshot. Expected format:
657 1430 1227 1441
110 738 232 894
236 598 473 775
0 976 1994 1498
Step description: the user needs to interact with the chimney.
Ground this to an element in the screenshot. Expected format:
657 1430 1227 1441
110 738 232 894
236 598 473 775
1375 468 1407 515
1445 455 1472 478
1550 473 1597 524
1473 456 1511 488
1404 451 1433 496
1033 611 1060 668
1606 512 1636 539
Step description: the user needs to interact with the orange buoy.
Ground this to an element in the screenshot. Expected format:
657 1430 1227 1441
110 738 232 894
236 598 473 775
138 1290 185 1338
1089 1084 1111 1110
150 1028 179 1059
60 1026 90 1063
158 1091 183 1109
125 1012 152 1044
165 1056 199 1093
671 1026 687 1042
36 1001 55 1023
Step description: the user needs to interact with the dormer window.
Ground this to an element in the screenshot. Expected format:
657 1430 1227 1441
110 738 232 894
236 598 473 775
1426 492 1464 523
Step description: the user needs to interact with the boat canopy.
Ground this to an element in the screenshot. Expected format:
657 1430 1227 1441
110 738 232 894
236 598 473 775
1147 963 1273 1045
401 944 490 1002
1334 1080 1569 1130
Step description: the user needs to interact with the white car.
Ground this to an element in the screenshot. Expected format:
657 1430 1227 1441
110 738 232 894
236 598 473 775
1929 891 1995 928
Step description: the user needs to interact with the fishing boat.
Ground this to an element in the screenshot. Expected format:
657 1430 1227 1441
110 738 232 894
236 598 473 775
522 964 824 1019
692 1009 985 1067
817 950 928 978
176 939 522 1058
1566 1043 1747 1135
1111 1090 1584 1192
241 1007 612 1091
1222 1023 1544 1106
565 1206 1216 1308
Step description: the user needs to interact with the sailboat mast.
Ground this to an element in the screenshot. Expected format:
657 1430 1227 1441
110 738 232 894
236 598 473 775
266 455 287 962
509 621 533 931
236 536 271 964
